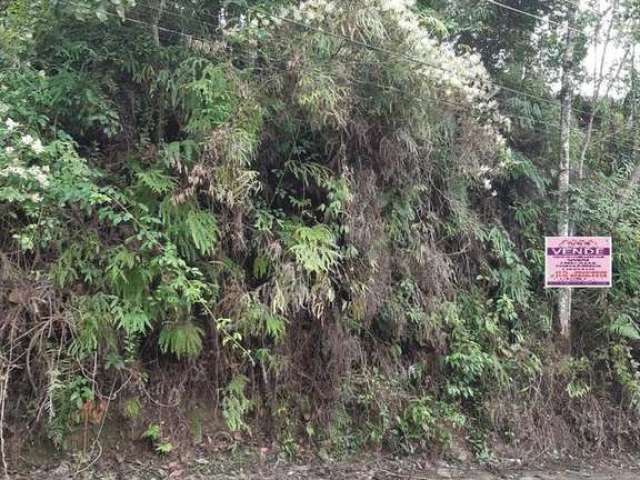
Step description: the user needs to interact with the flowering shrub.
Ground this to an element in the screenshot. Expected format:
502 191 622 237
235 0 509 194
1 118 50 205
0 73 109 250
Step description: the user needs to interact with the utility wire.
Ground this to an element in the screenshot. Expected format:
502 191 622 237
134 1 219 35
58 1 571 131
57 0 640 146
219 1 638 139
484 0 585 34
154 0 612 106
128 0 633 133
138 0 592 115
54 2 532 126
255 5 589 112
43 0 640 151
15 2 568 147
3 0 637 162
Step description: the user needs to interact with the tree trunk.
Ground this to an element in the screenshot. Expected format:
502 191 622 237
557 7 577 353
621 48 639 203
152 0 166 145
578 0 623 181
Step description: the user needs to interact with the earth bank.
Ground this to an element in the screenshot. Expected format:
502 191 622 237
14 455 640 480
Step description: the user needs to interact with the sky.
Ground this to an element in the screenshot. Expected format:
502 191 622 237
580 0 629 98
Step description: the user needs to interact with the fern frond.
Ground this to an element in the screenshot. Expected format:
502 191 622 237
185 209 219 256
136 168 176 195
117 309 152 336
158 322 204 359
286 224 341 275
161 201 219 259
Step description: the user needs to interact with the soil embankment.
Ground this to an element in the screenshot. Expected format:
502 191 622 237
15 456 640 479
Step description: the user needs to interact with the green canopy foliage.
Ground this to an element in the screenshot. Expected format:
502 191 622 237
1 0 640 462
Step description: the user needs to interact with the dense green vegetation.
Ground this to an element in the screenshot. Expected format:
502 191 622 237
1 0 640 469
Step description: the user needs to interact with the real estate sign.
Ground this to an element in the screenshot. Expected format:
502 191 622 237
544 236 612 288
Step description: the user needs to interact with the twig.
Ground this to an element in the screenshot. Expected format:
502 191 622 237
0 369 9 480
0 324 16 480
74 379 116 476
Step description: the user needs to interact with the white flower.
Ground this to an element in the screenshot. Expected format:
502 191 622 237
5 146 14 154
491 190 498 197
26 165 49 186
20 134 34 146
36 173 48 186
5 118 18 131
382 0 414 13
31 139 45 154
483 178 492 190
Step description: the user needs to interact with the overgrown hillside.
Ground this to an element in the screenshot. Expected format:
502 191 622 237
1 0 640 470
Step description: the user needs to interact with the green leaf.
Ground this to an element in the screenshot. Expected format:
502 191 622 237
610 315 640 341
155 441 174 454
158 322 204 359
142 424 160 441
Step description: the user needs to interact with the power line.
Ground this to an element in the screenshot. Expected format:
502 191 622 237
22 1 567 147
118 0 617 126
131 0 587 114
134 1 219 35
239 2 636 130
59 1 568 130
56 2 529 124
4 5 639 200
135 0 627 129
41 0 640 152
252 5 579 109
62 0 640 142
484 0 585 34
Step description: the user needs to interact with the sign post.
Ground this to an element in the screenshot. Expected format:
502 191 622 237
545 237 612 288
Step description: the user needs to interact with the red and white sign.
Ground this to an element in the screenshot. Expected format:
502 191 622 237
545 236 612 288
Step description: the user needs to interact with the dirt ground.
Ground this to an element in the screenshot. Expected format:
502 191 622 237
15 455 640 480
